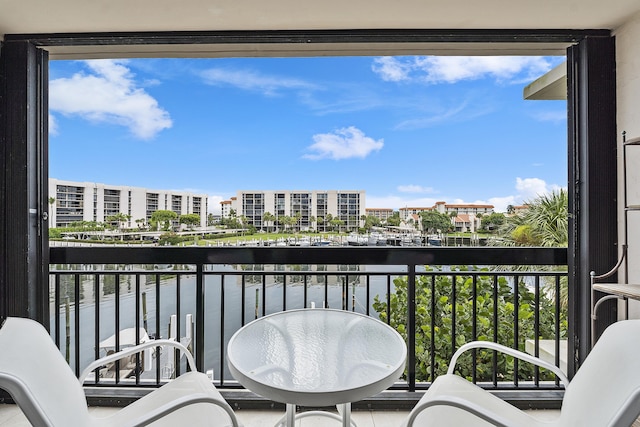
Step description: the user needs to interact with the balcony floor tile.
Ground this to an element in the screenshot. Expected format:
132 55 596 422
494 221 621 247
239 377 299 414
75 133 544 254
0 405 409 426
0 404 567 426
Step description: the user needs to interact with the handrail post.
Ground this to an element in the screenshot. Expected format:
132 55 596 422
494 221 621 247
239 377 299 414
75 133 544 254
196 263 205 372
407 263 416 391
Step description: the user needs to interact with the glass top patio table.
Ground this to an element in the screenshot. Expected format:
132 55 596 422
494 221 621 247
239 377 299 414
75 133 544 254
227 308 407 426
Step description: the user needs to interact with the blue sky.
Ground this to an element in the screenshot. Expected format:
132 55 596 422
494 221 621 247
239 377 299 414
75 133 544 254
48 55 567 214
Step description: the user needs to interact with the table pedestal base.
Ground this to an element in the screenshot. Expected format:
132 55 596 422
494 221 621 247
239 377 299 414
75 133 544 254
276 403 357 427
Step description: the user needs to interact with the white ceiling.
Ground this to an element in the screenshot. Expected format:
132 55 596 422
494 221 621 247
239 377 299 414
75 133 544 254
2 0 639 59
2 0 639 35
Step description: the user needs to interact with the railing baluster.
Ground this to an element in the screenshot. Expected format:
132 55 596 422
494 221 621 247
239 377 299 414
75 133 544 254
514 273 519 387
93 273 100 384
282 271 287 311
385 275 391 325
324 273 329 308
492 273 498 388
261 273 266 317
534 274 541 386
472 274 478 384
74 273 81 377
175 274 181 377
155 273 161 384
241 274 246 325
555 274 561 387
135 274 141 385
365 274 370 316
429 274 436 383
219 274 226 385
451 274 457 359
54 274 60 348
303 273 308 308
407 263 416 392
114 273 120 383
196 264 205 372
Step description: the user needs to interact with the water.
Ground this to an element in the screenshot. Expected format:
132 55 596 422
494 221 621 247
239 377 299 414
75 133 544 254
52 265 399 380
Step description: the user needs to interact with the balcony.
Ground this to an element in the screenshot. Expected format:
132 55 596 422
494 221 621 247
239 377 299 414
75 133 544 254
47 245 567 413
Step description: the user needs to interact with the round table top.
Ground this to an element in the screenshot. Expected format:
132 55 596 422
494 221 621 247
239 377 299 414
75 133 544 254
227 308 407 407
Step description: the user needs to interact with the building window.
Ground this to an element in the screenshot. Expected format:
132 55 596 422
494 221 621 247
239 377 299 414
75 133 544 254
56 185 84 226
103 189 120 218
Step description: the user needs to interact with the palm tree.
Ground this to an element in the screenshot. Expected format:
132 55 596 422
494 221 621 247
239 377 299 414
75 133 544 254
325 214 333 232
263 212 275 232
497 189 568 247
238 215 249 235
495 189 569 308
294 212 302 232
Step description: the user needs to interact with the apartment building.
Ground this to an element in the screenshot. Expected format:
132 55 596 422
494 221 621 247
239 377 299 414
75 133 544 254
224 190 366 232
398 202 494 222
365 208 395 222
220 198 235 218
398 207 433 221
433 201 494 216
48 179 208 228
453 214 481 233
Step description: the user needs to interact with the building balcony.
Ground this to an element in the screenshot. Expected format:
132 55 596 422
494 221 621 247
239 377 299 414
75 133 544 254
42 245 567 416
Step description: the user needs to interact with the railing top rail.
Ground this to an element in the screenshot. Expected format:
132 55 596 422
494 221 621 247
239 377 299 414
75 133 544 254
50 246 567 266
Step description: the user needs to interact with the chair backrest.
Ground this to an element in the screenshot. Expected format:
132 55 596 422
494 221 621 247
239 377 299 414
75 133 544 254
561 319 640 427
0 317 90 427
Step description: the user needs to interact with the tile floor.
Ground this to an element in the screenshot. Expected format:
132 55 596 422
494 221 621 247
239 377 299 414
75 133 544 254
0 404 561 426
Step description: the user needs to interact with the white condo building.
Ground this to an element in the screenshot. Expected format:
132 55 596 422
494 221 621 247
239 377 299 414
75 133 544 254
226 190 366 232
48 179 208 228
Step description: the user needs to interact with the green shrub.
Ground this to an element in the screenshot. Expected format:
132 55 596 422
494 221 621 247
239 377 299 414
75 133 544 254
158 232 190 246
373 266 566 382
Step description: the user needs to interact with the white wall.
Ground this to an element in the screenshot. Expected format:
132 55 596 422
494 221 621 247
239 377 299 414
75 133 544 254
614 11 640 318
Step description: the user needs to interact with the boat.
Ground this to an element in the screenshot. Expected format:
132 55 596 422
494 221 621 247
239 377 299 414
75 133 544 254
97 314 194 381
427 236 442 246
386 236 403 246
347 234 368 246
98 328 151 380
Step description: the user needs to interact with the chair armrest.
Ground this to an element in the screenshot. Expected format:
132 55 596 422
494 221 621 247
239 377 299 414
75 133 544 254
79 339 197 384
124 393 240 427
447 341 570 387
405 394 515 427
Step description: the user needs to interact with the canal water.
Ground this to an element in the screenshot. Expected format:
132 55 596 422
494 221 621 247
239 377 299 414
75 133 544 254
52 265 399 379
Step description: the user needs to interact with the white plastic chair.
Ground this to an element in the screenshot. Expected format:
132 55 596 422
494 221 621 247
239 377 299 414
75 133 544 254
0 317 240 427
404 319 640 427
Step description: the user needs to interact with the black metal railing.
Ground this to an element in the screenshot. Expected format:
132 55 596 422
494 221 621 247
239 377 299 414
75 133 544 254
49 246 568 396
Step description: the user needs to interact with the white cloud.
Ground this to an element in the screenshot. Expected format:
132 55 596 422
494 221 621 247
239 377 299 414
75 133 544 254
208 195 226 214
303 126 384 160
372 56 555 85
394 98 496 130
487 196 519 213
200 67 316 96
368 177 565 213
366 195 441 210
49 60 172 140
397 184 436 194
48 114 58 136
516 177 553 200
488 178 563 211
371 57 413 82
531 110 567 123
